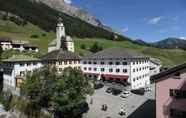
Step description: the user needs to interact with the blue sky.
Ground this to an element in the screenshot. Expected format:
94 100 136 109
65 0 186 42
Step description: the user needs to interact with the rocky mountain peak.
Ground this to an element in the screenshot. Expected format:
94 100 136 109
33 0 102 27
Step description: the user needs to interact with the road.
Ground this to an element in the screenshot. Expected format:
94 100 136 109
83 84 155 118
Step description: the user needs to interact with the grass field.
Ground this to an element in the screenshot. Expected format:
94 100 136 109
1 19 186 67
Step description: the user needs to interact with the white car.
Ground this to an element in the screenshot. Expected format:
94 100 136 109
145 87 151 92
120 91 130 98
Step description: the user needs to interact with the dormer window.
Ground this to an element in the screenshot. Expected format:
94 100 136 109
173 72 181 79
170 89 186 98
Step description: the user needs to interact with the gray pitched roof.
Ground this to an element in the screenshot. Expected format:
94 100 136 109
151 62 186 82
83 48 148 60
0 37 12 43
42 49 80 61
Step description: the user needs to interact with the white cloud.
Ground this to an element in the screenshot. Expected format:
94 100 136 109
121 27 129 33
179 37 186 40
148 16 162 25
64 0 72 4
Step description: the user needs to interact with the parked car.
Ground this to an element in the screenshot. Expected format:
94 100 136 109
94 82 104 89
120 91 131 98
106 87 113 93
131 88 145 95
144 86 151 92
112 88 122 96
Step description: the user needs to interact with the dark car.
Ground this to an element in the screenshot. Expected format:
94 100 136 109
112 88 122 96
94 82 104 89
131 88 145 95
106 87 113 93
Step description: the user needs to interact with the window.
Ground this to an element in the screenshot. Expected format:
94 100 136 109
88 68 92 71
170 89 186 98
133 62 135 65
27 62 31 66
94 68 97 71
173 72 181 79
116 62 120 65
133 69 135 72
170 109 186 118
101 68 105 72
74 61 77 64
116 69 120 73
64 61 67 65
123 69 127 73
59 61 62 65
123 62 127 65
88 61 92 64
20 71 25 76
83 61 87 64
84 67 87 70
109 62 113 65
69 61 72 64
20 63 24 66
101 62 105 65
93 62 97 64
133 78 135 82
109 68 113 72
59 68 63 71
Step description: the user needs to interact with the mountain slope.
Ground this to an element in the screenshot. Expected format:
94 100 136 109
0 0 125 40
153 37 186 50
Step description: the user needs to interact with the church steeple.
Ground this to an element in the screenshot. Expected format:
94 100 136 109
56 17 66 50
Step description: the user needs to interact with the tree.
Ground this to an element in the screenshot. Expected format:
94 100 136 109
80 44 86 50
20 67 93 118
52 67 93 118
89 42 103 53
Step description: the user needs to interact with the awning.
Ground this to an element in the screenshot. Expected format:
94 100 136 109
102 74 129 80
84 72 99 75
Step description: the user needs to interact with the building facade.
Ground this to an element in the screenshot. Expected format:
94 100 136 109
81 48 150 89
42 49 81 73
2 56 42 95
152 63 186 118
48 18 74 53
0 37 12 51
0 37 38 52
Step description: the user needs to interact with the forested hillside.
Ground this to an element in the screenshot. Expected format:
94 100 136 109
0 0 131 41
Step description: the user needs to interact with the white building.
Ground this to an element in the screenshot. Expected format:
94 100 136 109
81 48 150 90
12 41 39 52
0 37 39 52
48 18 74 53
42 49 81 73
149 58 161 76
2 55 42 95
0 37 12 51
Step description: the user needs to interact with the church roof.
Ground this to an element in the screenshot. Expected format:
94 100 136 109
42 49 80 61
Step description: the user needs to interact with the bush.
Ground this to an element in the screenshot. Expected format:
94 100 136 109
30 34 39 38
89 42 103 53
80 44 86 50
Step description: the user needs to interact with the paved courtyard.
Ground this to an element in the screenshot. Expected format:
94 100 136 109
83 84 155 118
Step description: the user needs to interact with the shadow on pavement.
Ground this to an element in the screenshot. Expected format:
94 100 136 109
127 99 155 118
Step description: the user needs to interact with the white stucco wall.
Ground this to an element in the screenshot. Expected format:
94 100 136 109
81 58 150 89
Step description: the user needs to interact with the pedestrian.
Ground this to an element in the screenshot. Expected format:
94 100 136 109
90 97 93 105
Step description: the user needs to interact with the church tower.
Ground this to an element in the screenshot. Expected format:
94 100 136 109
56 17 65 50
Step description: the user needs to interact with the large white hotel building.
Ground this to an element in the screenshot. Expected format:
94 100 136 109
81 48 150 89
